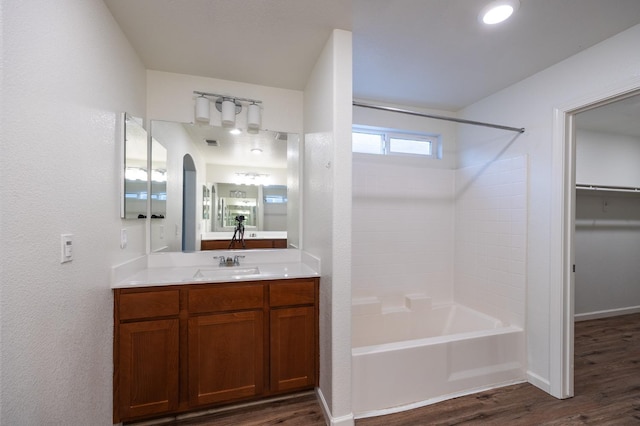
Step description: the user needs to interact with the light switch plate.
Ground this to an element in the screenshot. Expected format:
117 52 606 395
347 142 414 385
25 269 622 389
61 234 73 263
120 229 127 249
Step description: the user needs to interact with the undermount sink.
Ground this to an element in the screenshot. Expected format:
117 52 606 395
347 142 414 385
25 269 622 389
192 266 261 280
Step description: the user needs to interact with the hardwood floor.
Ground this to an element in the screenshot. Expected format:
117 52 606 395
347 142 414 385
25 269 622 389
143 313 640 425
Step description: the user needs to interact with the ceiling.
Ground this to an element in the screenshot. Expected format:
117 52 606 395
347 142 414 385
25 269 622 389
105 0 640 112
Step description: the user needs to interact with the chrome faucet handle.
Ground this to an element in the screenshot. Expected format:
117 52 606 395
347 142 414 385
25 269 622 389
233 255 245 266
216 256 226 266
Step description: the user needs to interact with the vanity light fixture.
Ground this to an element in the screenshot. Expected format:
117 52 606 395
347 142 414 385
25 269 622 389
480 0 519 25
247 102 261 134
219 97 238 127
195 95 210 122
193 91 263 131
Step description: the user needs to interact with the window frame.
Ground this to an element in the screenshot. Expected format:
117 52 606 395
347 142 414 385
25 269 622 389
352 126 441 159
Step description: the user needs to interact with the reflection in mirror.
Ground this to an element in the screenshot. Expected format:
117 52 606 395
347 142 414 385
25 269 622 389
150 140 167 218
122 114 148 219
149 120 299 252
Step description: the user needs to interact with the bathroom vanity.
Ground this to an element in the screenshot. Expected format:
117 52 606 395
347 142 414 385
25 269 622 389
112 259 319 424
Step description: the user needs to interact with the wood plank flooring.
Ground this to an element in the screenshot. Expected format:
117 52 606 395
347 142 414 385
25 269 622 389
144 313 640 425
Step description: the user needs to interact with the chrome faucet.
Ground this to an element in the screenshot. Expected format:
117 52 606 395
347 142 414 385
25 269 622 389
216 256 226 266
233 255 245 266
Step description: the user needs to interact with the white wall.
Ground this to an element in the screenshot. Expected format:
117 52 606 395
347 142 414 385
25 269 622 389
303 29 354 425
575 129 640 187
457 23 640 394
0 0 146 423
575 192 640 317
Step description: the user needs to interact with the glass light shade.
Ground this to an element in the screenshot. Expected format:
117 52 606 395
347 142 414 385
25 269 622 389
221 98 236 127
247 103 261 133
195 96 210 122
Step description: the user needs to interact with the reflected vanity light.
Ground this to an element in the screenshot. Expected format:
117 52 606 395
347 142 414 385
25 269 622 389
193 91 262 132
480 0 519 25
229 128 242 135
151 169 167 183
125 167 147 181
235 172 270 186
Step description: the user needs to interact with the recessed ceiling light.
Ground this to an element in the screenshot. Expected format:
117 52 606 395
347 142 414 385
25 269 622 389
251 148 263 154
480 0 519 25
229 128 242 135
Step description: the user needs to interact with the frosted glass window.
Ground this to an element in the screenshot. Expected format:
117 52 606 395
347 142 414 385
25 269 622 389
352 132 384 154
389 137 432 156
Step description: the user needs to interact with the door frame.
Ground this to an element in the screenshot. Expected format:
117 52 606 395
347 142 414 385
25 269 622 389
550 76 640 399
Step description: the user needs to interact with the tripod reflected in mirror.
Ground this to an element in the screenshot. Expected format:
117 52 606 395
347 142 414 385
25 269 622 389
228 215 246 249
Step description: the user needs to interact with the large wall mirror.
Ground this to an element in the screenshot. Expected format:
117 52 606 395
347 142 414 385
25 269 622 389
121 113 148 219
149 120 300 252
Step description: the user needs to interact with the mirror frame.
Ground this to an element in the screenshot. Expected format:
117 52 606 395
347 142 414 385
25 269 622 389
120 113 148 220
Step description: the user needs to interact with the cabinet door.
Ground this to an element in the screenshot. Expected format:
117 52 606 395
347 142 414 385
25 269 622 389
270 306 316 392
118 319 179 420
188 311 264 406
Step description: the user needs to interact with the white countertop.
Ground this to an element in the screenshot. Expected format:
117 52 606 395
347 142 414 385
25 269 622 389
112 261 319 289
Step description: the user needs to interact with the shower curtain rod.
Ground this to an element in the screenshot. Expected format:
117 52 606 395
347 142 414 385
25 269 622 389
353 101 525 134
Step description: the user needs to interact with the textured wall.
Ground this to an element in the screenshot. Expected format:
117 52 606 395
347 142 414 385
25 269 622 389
303 30 354 424
0 0 146 423
458 23 640 393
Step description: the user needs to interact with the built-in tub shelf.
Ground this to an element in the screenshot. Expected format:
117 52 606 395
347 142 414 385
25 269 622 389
576 183 640 194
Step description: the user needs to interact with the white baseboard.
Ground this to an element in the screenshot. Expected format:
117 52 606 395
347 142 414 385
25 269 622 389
575 305 640 322
527 370 551 393
316 388 354 426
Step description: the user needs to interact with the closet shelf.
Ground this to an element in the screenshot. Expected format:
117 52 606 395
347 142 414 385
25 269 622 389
576 183 640 194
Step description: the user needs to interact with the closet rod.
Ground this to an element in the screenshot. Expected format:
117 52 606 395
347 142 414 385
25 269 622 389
353 101 525 134
576 183 640 192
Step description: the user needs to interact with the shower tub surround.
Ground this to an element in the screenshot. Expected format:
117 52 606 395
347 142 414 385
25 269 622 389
351 295 524 417
351 154 528 416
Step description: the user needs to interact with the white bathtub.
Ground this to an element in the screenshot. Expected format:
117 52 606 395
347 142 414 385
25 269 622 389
352 300 525 418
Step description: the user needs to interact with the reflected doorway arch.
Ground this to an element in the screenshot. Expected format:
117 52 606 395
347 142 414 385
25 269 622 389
182 154 197 251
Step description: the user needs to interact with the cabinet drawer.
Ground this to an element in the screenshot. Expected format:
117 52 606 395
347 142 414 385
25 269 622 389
189 284 264 313
118 290 180 321
269 280 316 307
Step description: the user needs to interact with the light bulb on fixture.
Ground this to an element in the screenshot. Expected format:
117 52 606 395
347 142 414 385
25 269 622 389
195 95 210 122
247 102 261 134
480 0 519 25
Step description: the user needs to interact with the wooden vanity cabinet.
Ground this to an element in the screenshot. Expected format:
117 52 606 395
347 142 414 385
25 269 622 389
200 238 287 250
114 289 180 422
269 279 318 393
187 283 265 407
113 277 319 424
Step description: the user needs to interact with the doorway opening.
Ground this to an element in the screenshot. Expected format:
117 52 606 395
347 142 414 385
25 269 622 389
553 80 640 400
